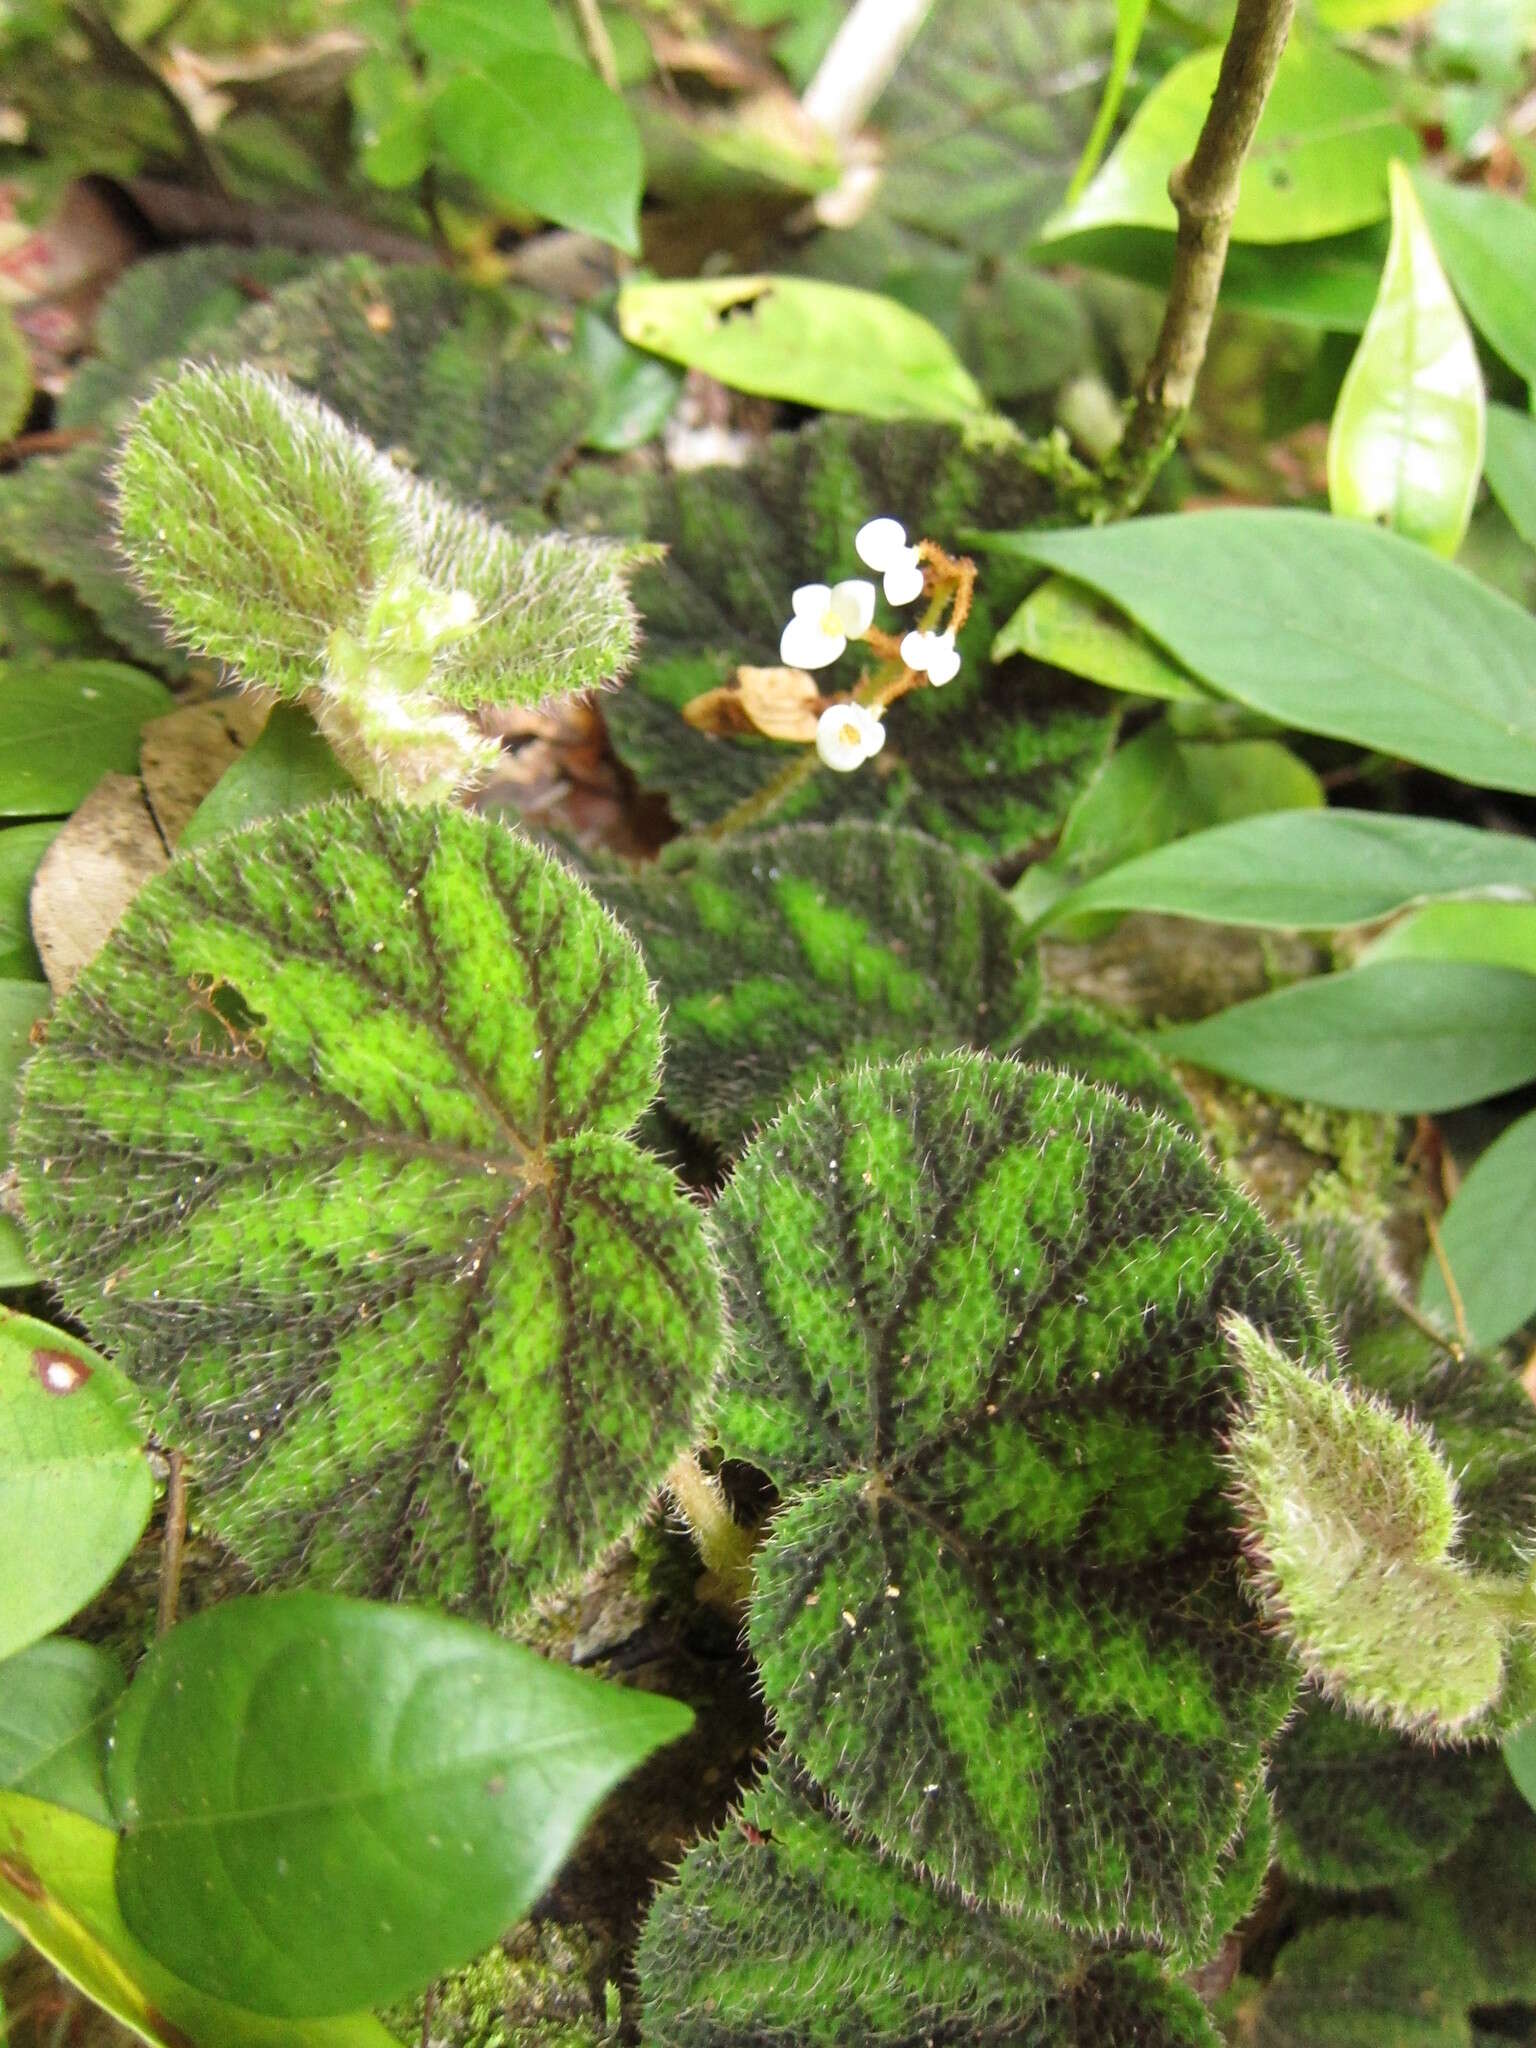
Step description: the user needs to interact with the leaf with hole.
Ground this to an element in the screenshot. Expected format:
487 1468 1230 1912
710 1054 1321 1941
1328 161 1485 557
13 801 724 1620
0 1791 400 2048
108 1591 692 2016
982 512 1536 797
0 1637 123 1825
636 1760 1225 2048
0 1310 153 1660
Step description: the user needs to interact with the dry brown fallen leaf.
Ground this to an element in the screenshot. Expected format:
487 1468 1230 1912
139 693 270 845
30 773 168 994
684 664 822 741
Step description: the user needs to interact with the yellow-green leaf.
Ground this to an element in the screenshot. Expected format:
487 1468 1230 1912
1328 162 1485 557
993 574 1209 702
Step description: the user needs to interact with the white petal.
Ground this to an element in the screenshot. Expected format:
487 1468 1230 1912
883 556 926 607
781 616 844 670
790 582 833 619
830 579 876 636
926 632 961 686
900 629 932 672
816 702 871 771
865 716 887 758
855 517 907 571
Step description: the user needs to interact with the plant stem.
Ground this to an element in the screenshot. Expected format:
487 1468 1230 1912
665 1450 756 1603
1110 0 1296 509
156 1450 188 1638
801 0 936 139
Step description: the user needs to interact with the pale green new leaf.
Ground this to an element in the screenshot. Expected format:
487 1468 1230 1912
993 575 1208 702
618 276 985 423
1328 161 1485 557
1414 172 1536 388
13 802 724 1621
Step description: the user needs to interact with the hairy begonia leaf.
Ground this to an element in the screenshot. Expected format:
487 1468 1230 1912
117 363 646 716
558 418 1115 859
0 1637 123 1825
1226 1917 1476 2048
1226 1322 1509 1736
636 1761 1222 2048
1271 1694 1502 1891
588 823 1041 1149
1014 995 1198 1131
710 1054 1322 1941
0 1310 153 1660
13 801 723 1619
109 1592 691 2016
1393 1803 1536 2008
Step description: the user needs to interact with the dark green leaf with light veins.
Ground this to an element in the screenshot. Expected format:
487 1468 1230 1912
13 802 723 1619
588 823 1041 1149
1014 996 1197 1131
711 1054 1320 1940
182 705 355 849
637 1761 1223 2048
560 418 1114 859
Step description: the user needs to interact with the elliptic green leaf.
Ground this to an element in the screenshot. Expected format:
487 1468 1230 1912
181 704 355 849
587 823 1042 1150
1420 1108 1536 1351
1226 1320 1509 1736
711 1055 1321 1941
1413 172 1536 388
13 802 724 1620
993 574 1209 702
1159 961 1536 1113
1271 1694 1503 1892
1042 38 1415 247
636 1761 1222 2048
617 277 985 423
109 1591 692 2017
0 1790 400 2048
1484 401 1536 546
1328 161 1485 558
980 511 1536 797
0 661 172 819
432 52 643 253
0 1637 124 1825
1227 1917 1476 2048
410 0 564 65
1361 901 1536 976
0 822 61 980
0 1310 153 1661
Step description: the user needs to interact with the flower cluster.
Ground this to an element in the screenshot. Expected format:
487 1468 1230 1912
774 516 964 774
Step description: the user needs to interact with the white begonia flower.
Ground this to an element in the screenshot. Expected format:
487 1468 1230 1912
815 700 885 772
899 627 962 687
780 579 877 670
855 516 926 607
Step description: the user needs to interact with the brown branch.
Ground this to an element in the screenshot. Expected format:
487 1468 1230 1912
1111 0 1297 508
156 1450 188 1637
571 0 621 93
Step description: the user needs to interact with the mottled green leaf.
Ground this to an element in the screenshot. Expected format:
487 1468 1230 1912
181 705 355 849
563 418 1114 859
994 575 1208 702
637 1761 1222 2048
1328 162 1485 557
618 277 985 423
1159 962 1536 1113
13 802 724 1620
1392 1804 1536 2009
0 1791 399 2048
0 1310 153 1660
0 661 171 819
1013 995 1197 1130
0 1637 123 1825
1042 39 1414 247
1228 1917 1475 2048
1420 1108 1536 1352
1414 173 1536 388
712 1055 1320 1941
1484 401 1536 545
588 823 1041 1149
983 512 1536 797
110 1592 691 2016
432 52 643 253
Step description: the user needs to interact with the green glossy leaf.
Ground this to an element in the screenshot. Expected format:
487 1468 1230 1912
1420 1108 1536 1351
637 1760 1222 2048
0 1637 123 1824
432 53 643 253
1317 0 1439 22
0 304 31 445
983 511 1536 796
1484 400 1536 545
410 0 563 65
712 1054 1319 1941
0 978 48 1288
349 55 432 189
0 1311 153 1660
1229 1917 1476 2048
13 802 723 1619
573 310 681 453
1051 809 1536 929
1328 161 1485 557
181 705 354 849
618 276 985 423
1042 38 1415 247
109 1591 691 2016
0 823 60 980
0 661 171 819
1227 1320 1508 1735
993 575 1208 702
1160 961 1536 1112
1414 173 1536 388
0 1791 399 2048
587 823 1042 1150
1064 0 1150 205
1363 900 1536 974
